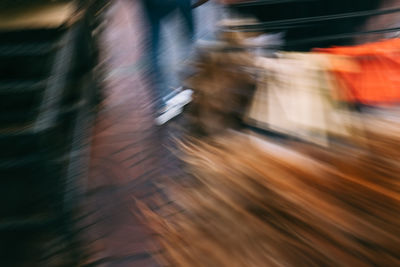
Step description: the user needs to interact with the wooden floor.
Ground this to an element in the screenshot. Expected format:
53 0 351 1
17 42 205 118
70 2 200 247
82 1 185 266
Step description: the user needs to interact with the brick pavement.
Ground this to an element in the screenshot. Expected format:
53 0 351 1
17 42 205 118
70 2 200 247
82 0 182 266
79 0 222 265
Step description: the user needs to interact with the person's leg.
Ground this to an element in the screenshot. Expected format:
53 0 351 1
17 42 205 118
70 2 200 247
149 0 193 105
153 0 195 125
177 0 195 42
142 0 195 124
142 0 172 110
172 0 194 86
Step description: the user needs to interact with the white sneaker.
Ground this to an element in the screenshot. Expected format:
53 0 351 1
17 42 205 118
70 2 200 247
163 86 183 103
155 105 183 125
166 89 193 107
155 89 193 125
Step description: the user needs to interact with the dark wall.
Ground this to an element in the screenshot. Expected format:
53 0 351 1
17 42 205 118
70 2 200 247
229 0 382 50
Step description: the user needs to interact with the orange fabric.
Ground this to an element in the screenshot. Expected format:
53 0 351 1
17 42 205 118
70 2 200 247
315 38 400 105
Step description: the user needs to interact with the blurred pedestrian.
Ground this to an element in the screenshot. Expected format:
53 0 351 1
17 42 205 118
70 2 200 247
142 0 200 124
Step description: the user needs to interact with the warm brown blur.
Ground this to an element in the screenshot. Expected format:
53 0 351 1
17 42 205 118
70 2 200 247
184 45 256 135
140 126 400 266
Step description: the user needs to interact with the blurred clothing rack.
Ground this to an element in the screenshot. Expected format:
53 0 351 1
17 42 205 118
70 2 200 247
219 0 400 144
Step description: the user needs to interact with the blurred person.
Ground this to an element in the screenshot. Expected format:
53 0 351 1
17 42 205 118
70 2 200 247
142 0 201 125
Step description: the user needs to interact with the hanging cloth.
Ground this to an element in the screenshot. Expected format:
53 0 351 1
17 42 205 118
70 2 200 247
315 38 400 105
247 52 353 146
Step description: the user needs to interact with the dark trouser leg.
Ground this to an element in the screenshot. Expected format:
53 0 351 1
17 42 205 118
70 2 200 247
142 1 168 110
175 0 195 88
177 0 194 42
142 0 194 109
149 18 167 109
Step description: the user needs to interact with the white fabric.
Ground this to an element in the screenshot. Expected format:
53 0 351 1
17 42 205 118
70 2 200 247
247 52 353 146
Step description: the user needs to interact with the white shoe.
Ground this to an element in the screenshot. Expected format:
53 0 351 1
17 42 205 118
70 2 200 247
166 89 193 107
155 105 183 125
155 89 193 125
163 86 183 103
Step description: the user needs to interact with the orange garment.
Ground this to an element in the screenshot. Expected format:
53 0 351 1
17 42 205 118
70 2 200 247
316 38 400 105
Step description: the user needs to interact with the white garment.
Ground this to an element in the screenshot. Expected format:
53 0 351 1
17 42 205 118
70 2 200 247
247 52 353 146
